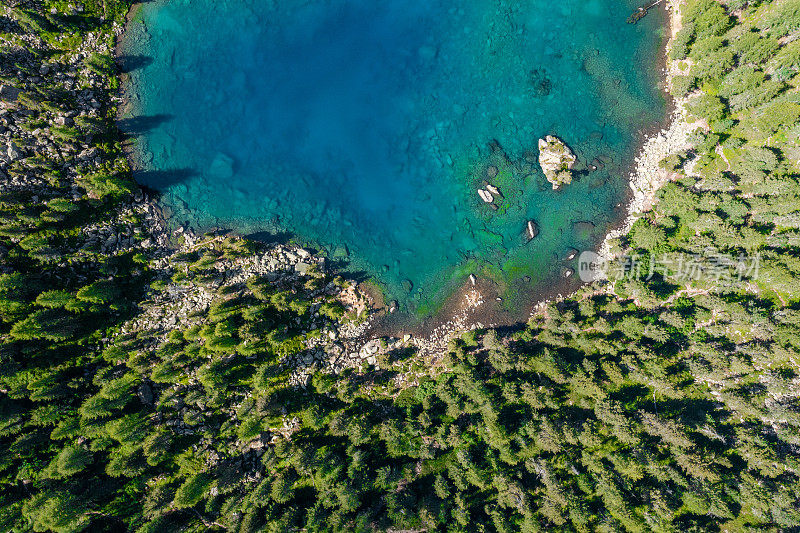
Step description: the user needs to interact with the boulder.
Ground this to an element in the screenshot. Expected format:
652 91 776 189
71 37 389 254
1 141 23 163
486 184 502 197
478 189 493 203
0 84 21 102
538 135 577 189
294 262 312 275
563 248 579 261
525 220 539 241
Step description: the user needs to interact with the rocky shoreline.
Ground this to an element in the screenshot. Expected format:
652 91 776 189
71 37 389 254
599 0 694 261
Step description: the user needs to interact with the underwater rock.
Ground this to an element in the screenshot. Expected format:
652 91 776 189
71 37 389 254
627 0 663 24
486 165 498 178
209 152 234 179
332 246 349 259
572 221 596 241
538 135 577 189
478 189 494 203
573 221 596 233
528 68 552 97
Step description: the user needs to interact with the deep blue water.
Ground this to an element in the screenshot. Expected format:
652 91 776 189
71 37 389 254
121 0 666 319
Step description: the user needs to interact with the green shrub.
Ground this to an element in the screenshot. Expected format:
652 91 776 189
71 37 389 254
687 93 727 122
685 0 733 38
671 74 696 96
769 40 800 73
732 32 780 65
35 290 76 309
86 53 116 76
172 473 212 509
669 23 696 61
77 280 120 304
718 65 765 99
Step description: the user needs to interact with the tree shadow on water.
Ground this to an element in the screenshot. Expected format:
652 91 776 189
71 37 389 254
246 231 295 245
325 262 371 284
117 114 174 136
116 54 153 73
133 168 196 189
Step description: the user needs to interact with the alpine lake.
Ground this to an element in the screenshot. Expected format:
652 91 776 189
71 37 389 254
120 0 667 326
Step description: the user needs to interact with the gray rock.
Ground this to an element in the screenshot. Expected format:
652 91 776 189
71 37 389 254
78 147 100 161
363 339 380 355
4 141 23 162
138 383 154 405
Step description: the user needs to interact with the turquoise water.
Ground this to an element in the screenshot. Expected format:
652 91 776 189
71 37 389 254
121 0 666 318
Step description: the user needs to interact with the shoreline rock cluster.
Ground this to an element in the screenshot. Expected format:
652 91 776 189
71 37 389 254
599 0 694 262
599 102 695 261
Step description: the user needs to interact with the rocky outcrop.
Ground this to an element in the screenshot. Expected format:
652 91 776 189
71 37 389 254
538 135 577 189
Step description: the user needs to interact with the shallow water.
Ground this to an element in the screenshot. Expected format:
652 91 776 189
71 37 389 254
121 0 666 319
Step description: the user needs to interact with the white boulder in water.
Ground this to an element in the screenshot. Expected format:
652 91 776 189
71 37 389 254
486 184 502 197
526 220 539 241
478 189 494 203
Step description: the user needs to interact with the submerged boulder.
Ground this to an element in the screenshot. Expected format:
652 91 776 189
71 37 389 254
209 152 234 180
538 135 577 189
